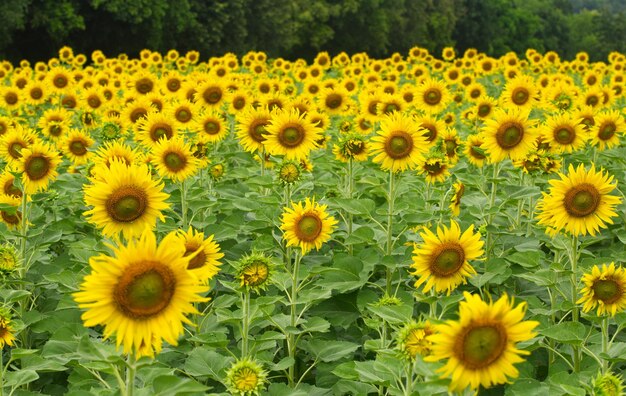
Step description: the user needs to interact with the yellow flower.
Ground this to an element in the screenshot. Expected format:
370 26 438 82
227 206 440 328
281 198 337 255
450 181 465 216
236 107 271 154
415 78 450 113
396 320 434 359
73 229 208 358
426 292 538 392
18 141 62 195
0 308 16 348
225 358 268 396
500 75 539 110
480 107 536 163
536 164 621 236
175 227 223 283
61 129 94 165
151 137 199 182
410 220 484 295
577 262 626 316
539 112 587 153
236 252 273 292
590 110 625 150
371 112 428 172
264 109 321 161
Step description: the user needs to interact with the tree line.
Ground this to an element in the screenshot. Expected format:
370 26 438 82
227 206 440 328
1 0 625 64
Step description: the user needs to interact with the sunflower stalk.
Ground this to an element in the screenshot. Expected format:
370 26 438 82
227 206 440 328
601 316 609 373
385 170 396 296
180 179 188 228
287 250 302 387
125 354 137 396
18 192 30 349
568 234 581 373
485 162 500 258
241 290 251 358
346 157 354 255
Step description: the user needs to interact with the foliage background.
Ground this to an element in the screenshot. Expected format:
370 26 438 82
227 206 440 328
1 0 626 63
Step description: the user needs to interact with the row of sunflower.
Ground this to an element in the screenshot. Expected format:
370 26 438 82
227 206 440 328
0 44 625 395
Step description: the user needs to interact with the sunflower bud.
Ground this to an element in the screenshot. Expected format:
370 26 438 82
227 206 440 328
592 372 625 396
225 358 268 396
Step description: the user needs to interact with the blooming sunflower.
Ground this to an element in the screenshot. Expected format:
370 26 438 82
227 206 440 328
175 227 223 283
410 220 484 295
500 75 539 110
83 160 170 240
73 229 208 358
135 111 179 148
151 137 199 182
61 129 94 165
371 112 428 172
281 198 337 255
539 112 587 153
236 107 271 153
264 109 321 161
577 262 626 316
18 141 62 195
396 320 434 360
193 110 229 144
426 292 538 392
536 164 621 236
481 107 536 163
0 308 16 348
415 78 450 113
0 125 36 168
590 110 625 150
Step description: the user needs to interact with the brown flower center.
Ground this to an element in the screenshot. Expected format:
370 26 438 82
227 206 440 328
25 155 50 181
296 214 322 242
164 151 187 172
478 104 491 118
114 261 175 319
1 209 20 225
8 142 25 159
54 75 68 89
456 324 507 369
592 279 623 304
5 92 18 105
150 123 173 142
429 242 465 276
384 131 414 159
495 122 524 149
204 120 220 135
69 140 88 156
167 78 181 92
30 87 43 100
598 122 616 141
279 124 305 148
202 86 222 104
423 88 442 105
135 78 154 94
325 93 342 109
564 183 600 217
554 126 576 145
184 244 207 270
130 108 148 123
511 87 530 105
105 186 148 223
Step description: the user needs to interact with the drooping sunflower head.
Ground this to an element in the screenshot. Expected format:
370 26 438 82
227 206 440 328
410 220 484 295
0 170 23 200
83 159 170 240
450 181 465 217
0 244 19 275
225 358 268 396
280 197 338 255
577 262 626 317
236 252 274 292
426 292 538 392
536 164 621 237
371 112 429 172
0 195 21 230
19 141 62 195
174 227 223 283
396 320 434 360
264 108 322 161
481 106 536 163
73 229 209 358
333 134 369 163
418 154 451 185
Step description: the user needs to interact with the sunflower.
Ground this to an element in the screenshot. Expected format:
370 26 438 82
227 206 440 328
18 141 62 195
73 229 208 358
236 107 271 153
225 358 268 396
264 109 321 161
23 80 48 106
473 96 498 121
195 78 229 109
441 127 461 164
410 220 483 295
174 227 223 283
332 134 369 162
281 198 337 255
539 112 588 153
371 112 428 172
0 308 16 348
0 171 23 199
193 110 229 143
61 129 94 165
37 108 72 142
590 110 625 150
577 263 626 317
93 140 142 169
418 155 451 184
83 160 170 240
0 126 35 167
426 292 538 392
536 164 621 237
415 78 450 113
319 86 352 115
165 101 198 128
500 75 538 110
120 97 157 128
151 137 199 182
414 114 446 148
135 111 179 148
450 181 465 216
236 252 274 292
481 107 536 163
0 195 21 230
396 320 434 360
47 67 73 92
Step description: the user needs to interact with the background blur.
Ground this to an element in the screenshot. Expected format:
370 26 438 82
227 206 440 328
1 0 625 63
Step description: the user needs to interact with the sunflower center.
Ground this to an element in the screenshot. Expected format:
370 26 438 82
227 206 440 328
249 121 268 143
164 151 187 172
25 156 50 181
430 243 465 276
586 95 599 106
70 140 88 155
422 124 437 142
204 121 220 135
3 180 22 198
367 100 380 116
593 279 622 304
88 96 101 108
54 76 68 88
512 87 529 105
175 109 191 123
8 142 25 159
130 108 148 123
242 260 269 287
564 183 600 217
150 123 173 142
203 87 222 104
385 131 414 159
279 125 305 148
184 244 207 270
554 126 575 145
106 186 148 223
424 89 442 105
114 261 175 319
167 79 181 92
296 215 322 242
62 96 77 108
234 368 258 391
31 88 43 99
458 324 507 369
478 104 491 117
1 209 20 225
325 93 342 110
598 122 616 141
384 103 399 114
136 78 154 94
444 140 457 156
233 97 245 110
496 122 524 149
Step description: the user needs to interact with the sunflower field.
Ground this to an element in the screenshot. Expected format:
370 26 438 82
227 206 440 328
0 45 626 396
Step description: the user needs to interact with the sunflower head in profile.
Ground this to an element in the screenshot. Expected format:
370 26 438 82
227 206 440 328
151 137 199 182
371 112 428 172
236 107 271 154
426 292 538 392
174 227 223 284
73 229 209 358
236 252 274 292
480 107 536 163
418 154 451 185
0 307 16 348
449 181 465 217
264 109 322 161
19 141 62 195
396 320 434 360
280 198 337 255
83 159 170 240
536 164 621 237
225 357 268 396
577 262 626 317
410 220 484 295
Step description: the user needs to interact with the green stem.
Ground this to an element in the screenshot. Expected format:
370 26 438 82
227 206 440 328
403 360 414 396
242 290 250 358
485 162 500 258
347 158 354 255
601 316 609 373
429 289 438 319
1 349 4 396
570 234 580 373
548 287 557 367
125 354 136 396
515 171 525 227
180 179 188 228
18 193 29 348
385 170 395 296
260 148 266 177
288 250 302 387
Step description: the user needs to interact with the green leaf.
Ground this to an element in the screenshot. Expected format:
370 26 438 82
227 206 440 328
3 369 39 387
506 250 543 268
152 375 209 395
303 339 360 362
540 322 586 344
366 303 413 324
183 348 233 380
270 357 295 371
0 289 31 303
329 198 375 215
